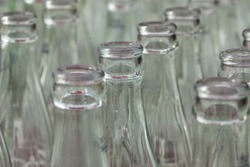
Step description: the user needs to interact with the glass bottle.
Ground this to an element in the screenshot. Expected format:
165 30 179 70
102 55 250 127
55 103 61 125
242 28 250 48
50 65 109 167
188 0 220 77
137 21 191 167
192 77 249 167
0 12 52 167
0 128 12 167
219 48 250 87
103 0 137 41
99 41 157 167
41 0 96 119
164 7 203 133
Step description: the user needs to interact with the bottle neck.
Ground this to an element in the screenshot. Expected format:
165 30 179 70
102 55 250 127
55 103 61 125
51 106 108 167
193 121 248 167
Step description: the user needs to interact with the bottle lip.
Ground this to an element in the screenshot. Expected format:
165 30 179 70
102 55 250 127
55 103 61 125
189 0 218 15
242 28 250 41
195 77 248 100
52 65 104 85
1 12 38 43
1 11 36 26
137 21 177 36
98 41 143 58
44 0 77 26
164 7 200 22
220 48 250 67
24 0 43 4
164 7 201 35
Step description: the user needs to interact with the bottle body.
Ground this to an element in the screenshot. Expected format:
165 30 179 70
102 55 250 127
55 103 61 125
0 12 52 167
99 41 157 167
50 65 109 167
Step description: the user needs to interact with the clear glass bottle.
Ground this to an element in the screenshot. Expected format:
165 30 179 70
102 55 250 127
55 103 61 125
192 77 249 167
99 41 157 167
219 48 250 87
164 7 203 133
137 21 191 167
0 128 12 167
50 65 109 167
0 12 52 167
41 0 96 118
103 0 137 41
188 0 220 77
242 28 250 48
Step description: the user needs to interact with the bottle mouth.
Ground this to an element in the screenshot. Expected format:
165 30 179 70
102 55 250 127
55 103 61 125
52 64 104 85
164 7 201 35
107 0 136 12
220 48 250 67
99 41 144 81
52 65 105 111
44 0 77 26
137 21 178 53
242 28 250 41
98 41 143 58
1 12 38 43
194 77 249 125
195 77 248 100
189 0 218 15
137 21 177 36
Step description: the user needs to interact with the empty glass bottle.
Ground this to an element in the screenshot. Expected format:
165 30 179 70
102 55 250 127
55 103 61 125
219 48 250 87
103 0 137 41
192 77 249 167
137 21 191 167
99 41 157 167
164 7 203 133
41 0 96 120
0 12 52 167
50 65 109 167
188 0 220 77
242 28 250 48
0 128 12 167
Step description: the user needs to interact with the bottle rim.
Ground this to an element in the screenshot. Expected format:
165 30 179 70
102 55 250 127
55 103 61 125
220 48 250 67
1 11 36 26
45 0 77 10
164 7 200 22
137 21 177 36
98 41 143 58
242 28 250 41
195 77 248 100
52 64 104 85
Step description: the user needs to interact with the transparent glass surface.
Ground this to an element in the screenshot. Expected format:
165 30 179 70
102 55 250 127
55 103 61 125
164 7 203 139
50 65 109 167
0 12 52 167
138 21 191 167
41 0 96 122
99 41 157 167
0 128 12 167
192 77 249 167
103 0 137 41
189 0 220 77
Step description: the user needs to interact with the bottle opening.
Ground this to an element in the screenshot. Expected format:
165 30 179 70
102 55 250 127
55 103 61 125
24 0 43 4
189 0 218 16
220 48 250 67
1 12 38 43
107 0 135 12
99 41 143 81
53 64 104 85
164 7 201 35
52 65 105 111
44 0 77 26
137 21 178 53
194 77 249 125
